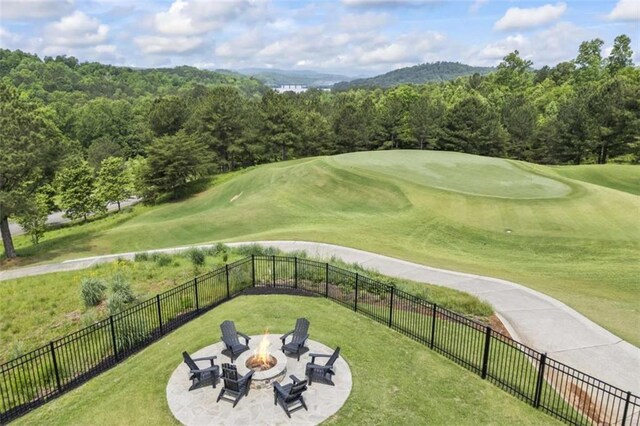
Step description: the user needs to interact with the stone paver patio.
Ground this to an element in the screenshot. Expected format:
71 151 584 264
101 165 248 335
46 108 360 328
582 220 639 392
166 335 352 425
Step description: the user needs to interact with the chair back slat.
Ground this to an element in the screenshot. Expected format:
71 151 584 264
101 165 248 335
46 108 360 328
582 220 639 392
285 381 307 403
326 346 340 367
291 318 309 344
182 352 198 371
221 363 240 392
221 320 239 345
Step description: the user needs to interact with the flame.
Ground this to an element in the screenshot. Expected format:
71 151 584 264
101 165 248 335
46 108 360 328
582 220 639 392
254 328 270 365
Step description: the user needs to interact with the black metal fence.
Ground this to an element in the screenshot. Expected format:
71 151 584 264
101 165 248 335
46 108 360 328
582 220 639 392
1 255 638 425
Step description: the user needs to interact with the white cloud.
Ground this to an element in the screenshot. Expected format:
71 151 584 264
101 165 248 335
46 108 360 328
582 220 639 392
473 22 587 66
44 11 109 47
469 0 488 14
494 3 567 31
152 0 266 35
339 12 390 31
0 0 75 20
0 26 22 47
134 35 203 54
606 0 640 21
479 35 528 60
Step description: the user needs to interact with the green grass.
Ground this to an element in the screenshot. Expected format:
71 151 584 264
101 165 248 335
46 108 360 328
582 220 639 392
0 246 491 363
15 295 559 425
554 164 640 195
4 151 639 345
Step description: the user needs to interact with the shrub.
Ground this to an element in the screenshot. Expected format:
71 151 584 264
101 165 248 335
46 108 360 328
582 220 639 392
114 320 149 353
134 252 150 262
107 291 131 315
8 341 26 360
150 252 172 267
187 248 206 266
111 273 135 303
81 277 107 307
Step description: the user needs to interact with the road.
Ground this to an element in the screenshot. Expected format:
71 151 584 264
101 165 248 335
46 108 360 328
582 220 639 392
0 240 637 396
5 197 141 237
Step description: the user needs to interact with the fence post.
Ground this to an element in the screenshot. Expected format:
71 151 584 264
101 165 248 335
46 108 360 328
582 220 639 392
294 257 298 289
388 286 394 328
272 255 276 287
534 353 547 408
251 254 256 287
325 263 329 298
49 341 62 392
621 391 632 425
110 315 118 361
225 264 230 299
354 273 359 312
430 304 437 349
481 326 491 379
194 277 199 311
156 295 164 335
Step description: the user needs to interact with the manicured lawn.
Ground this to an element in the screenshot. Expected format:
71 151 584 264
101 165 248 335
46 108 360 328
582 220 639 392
554 164 640 195
15 296 558 425
4 151 639 345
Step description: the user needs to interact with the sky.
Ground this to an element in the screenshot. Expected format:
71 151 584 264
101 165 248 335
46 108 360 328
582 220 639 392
0 0 638 76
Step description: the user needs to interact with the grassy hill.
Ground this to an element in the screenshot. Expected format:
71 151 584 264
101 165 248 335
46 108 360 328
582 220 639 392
5 151 640 345
333 62 494 89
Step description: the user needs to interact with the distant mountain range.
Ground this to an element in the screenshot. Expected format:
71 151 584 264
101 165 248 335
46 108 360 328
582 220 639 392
332 62 495 90
237 68 358 87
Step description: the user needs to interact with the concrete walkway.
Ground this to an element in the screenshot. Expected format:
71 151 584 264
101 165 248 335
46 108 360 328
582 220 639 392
1 240 638 395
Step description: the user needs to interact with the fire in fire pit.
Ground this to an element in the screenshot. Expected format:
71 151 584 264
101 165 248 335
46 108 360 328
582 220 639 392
245 329 277 372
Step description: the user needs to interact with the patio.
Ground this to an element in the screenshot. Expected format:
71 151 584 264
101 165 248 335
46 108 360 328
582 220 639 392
166 334 352 425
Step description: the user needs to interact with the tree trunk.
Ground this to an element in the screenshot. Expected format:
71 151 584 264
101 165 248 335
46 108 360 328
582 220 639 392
117 200 121 212
0 214 17 259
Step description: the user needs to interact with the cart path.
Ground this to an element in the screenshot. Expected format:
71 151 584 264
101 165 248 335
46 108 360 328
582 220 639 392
1 240 638 394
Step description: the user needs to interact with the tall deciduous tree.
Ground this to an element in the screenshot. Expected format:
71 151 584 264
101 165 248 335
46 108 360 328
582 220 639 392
607 34 634 74
96 157 132 211
56 161 105 222
0 82 64 258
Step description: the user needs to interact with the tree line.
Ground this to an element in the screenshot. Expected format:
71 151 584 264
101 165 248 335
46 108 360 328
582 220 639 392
1 34 638 259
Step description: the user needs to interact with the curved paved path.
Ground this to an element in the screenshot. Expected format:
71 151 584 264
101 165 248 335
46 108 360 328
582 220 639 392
1 240 638 395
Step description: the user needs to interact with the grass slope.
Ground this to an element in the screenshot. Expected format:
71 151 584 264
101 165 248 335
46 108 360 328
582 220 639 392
16 296 557 425
554 164 640 195
0 248 491 363
5 151 640 345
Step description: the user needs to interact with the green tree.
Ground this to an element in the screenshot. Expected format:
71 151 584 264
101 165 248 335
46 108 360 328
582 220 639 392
96 157 132 211
575 38 604 83
142 132 209 200
186 87 248 170
502 94 537 160
148 95 188 136
0 82 64 258
15 191 50 245
260 91 300 161
56 160 105 221
607 34 634 74
495 50 533 90
442 95 507 157
408 92 445 150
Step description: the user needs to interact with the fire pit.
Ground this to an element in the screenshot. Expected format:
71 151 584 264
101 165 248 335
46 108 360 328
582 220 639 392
235 332 287 389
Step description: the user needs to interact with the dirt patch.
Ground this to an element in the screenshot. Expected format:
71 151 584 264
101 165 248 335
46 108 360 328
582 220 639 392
230 192 243 203
488 314 511 338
